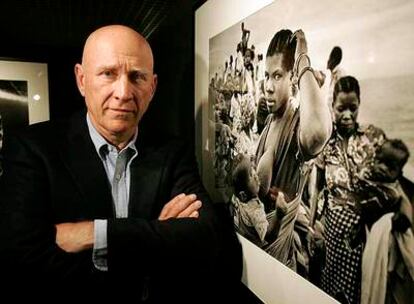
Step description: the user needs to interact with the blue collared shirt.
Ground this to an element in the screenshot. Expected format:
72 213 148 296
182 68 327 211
86 114 138 271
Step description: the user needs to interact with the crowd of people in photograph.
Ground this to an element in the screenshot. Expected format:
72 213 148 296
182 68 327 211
209 23 413 304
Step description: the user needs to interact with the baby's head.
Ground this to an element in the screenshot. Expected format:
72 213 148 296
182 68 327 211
232 154 260 202
373 139 410 182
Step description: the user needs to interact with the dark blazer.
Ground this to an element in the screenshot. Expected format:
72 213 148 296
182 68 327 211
0 111 241 302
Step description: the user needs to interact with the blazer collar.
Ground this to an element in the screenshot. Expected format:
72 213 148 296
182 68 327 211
59 111 114 218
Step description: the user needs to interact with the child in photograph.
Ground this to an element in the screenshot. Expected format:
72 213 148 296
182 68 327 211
361 138 409 183
230 154 284 247
361 139 413 304
356 138 410 228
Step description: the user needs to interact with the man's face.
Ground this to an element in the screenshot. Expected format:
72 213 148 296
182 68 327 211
332 91 359 134
76 32 157 139
264 54 291 114
244 51 252 67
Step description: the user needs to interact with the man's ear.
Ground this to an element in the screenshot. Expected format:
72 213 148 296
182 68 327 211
74 63 86 97
150 74 158 100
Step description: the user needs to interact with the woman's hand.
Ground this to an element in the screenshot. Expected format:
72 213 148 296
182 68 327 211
292 29 309 71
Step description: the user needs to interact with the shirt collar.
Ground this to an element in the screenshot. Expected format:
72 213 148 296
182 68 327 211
86 114 138 158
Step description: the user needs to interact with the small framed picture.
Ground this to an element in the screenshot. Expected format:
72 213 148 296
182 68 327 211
0 58 49 135
0 58 49 174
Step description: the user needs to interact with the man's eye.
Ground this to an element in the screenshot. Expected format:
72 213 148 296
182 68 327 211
271 72 282 80
100 70 117 78
130 71 146 82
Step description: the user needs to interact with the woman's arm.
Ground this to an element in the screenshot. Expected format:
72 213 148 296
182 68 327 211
294 30 332 157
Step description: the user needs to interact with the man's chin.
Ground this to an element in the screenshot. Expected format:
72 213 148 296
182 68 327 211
109 109 135 118
340 123 354 130
108 120 137 133
267 104 277 113
338 124 355 135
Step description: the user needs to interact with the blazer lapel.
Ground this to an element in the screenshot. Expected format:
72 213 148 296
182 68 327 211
128 140 163 219
59 112 114 219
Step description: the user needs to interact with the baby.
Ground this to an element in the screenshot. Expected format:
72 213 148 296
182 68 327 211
230 154 285 247
357 138 410 227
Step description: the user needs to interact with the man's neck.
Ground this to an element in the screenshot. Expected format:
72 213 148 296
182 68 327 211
103 129 136 151
337 128 354 140
271 100 289 120
87 114 137 151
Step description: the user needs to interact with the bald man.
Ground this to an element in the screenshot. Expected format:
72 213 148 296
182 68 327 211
0 25 241 301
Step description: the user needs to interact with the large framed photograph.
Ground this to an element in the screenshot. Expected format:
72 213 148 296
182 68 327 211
0 59 49 173
199 0 414 303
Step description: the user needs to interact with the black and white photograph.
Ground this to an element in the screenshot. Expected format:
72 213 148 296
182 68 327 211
0 79 29 132
208 0 414 303
0 59 49 177
0 79 29 175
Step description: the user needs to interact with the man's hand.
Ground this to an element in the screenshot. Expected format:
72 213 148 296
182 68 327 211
55 221 94 253
158 193 202 221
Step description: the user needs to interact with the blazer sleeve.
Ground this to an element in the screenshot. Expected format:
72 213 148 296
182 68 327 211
107 140 242 283
0 133 96 283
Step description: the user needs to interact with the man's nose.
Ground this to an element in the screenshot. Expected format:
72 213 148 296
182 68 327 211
265 79 274 94
342 110 352 120
114 75 133 101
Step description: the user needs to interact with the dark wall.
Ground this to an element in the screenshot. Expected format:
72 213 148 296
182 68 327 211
141 2 196 143
0 1 199 143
